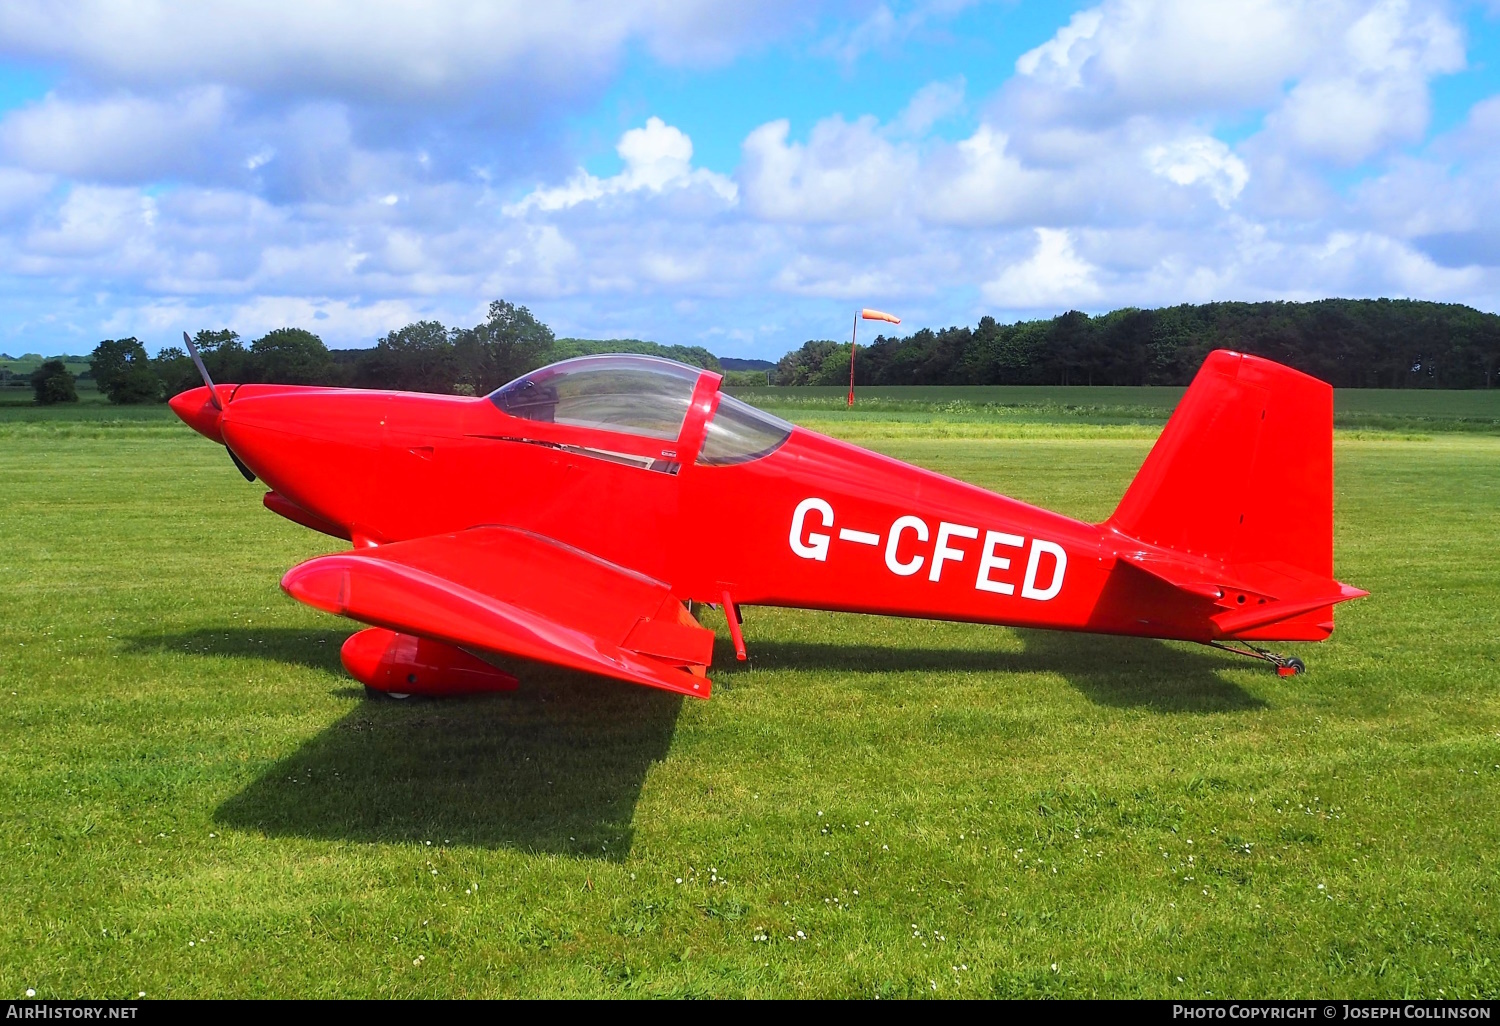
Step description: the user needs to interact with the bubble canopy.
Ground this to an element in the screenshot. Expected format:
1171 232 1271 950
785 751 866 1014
489 355 702 441
489 353 793 464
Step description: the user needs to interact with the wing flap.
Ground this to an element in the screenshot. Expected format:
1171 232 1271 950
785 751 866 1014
281 526 713 698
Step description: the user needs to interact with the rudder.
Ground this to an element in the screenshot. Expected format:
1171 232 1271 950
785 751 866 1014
1107 350 1333 580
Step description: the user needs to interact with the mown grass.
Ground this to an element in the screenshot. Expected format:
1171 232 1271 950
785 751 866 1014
733 385 1500 436
0 395 1497 998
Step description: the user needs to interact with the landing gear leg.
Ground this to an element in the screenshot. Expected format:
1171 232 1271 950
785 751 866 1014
1208 642 1305 676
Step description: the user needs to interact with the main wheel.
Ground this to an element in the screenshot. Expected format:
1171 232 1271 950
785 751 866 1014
364 685 414 701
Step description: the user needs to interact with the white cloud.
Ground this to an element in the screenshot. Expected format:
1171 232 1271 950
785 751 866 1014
1261 0 1463 163
0 167 54 220
0 1 1494 358
740 117 917 222
22 185 156 260
818 1 971 67
894 78 966 136
917 125 1055 226
505 118 736 214
1007 0 1462 162
1011 0 1318 114
0 88 229 182
0 1 810 105
1014 8 1104 89
1146 136 1249 207
983 228 1104 308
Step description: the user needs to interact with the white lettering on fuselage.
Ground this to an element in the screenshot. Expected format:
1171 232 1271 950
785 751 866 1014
789 498 834 561
790 499 1067 601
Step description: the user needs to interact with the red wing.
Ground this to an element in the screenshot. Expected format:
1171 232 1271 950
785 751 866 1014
280 526 714 698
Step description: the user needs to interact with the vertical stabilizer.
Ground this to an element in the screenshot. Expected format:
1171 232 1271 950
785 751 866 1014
1107 350 1333 579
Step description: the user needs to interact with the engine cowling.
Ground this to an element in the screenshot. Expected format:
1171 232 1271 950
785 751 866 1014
340 627 519 697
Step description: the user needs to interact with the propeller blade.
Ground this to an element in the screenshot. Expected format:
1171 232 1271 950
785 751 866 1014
227 447 256 482
183 330 221 410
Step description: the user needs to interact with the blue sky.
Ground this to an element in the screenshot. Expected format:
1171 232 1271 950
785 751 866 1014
0 0 1496 358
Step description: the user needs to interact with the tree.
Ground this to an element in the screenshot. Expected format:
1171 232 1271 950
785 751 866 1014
152 346 200 396
194 329 246 382
248 328 332 384
30 360 78 404
364 320 458 393
772 340 840 385
454 300 555 394
766 299 1500 389
89 338 162 403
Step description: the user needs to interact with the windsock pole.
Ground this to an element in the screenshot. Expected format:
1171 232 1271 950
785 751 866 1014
849 308 901 407
848 310 859 407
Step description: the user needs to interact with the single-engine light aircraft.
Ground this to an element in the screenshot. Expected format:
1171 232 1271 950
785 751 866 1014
169 337 1365 700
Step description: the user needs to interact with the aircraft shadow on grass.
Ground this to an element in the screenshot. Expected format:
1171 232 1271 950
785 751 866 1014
127 627 683 861
130 620 1262 858
709 621 1267 713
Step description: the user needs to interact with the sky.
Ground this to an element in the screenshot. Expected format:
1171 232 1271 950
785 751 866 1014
0 0 1497 358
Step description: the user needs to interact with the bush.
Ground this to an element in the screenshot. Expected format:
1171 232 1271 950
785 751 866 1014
30 360 78 404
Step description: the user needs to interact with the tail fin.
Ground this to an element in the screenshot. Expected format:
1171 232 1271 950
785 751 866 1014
1108 350 1332 579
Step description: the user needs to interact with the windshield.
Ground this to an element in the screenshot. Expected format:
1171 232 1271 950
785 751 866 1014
489 355 702 441
697 393 793 466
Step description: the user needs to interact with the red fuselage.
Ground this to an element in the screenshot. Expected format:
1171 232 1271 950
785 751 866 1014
171 359 1340 649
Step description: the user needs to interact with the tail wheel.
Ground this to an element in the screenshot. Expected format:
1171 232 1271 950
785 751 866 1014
1210 641 1307 676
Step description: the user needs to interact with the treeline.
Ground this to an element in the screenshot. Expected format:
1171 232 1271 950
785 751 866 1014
23 296 1500 406
774 300 1500 389
45 300 725 405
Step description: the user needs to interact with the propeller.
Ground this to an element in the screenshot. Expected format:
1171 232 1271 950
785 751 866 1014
182 330 255 482
183 331 221 410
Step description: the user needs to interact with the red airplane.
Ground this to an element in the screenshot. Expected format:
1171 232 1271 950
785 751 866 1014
169 337 1366 700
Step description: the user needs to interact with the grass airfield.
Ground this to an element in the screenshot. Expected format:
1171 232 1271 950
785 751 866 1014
0 393 1497 998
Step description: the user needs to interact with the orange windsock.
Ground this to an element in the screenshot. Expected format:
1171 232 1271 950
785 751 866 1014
861 308 900 324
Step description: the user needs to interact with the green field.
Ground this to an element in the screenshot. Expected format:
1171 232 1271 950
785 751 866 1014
1 393 1497 998
731 385 1500 437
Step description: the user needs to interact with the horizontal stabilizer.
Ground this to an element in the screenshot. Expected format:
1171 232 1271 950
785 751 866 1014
1119 552 1366 641
281 526 713 698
